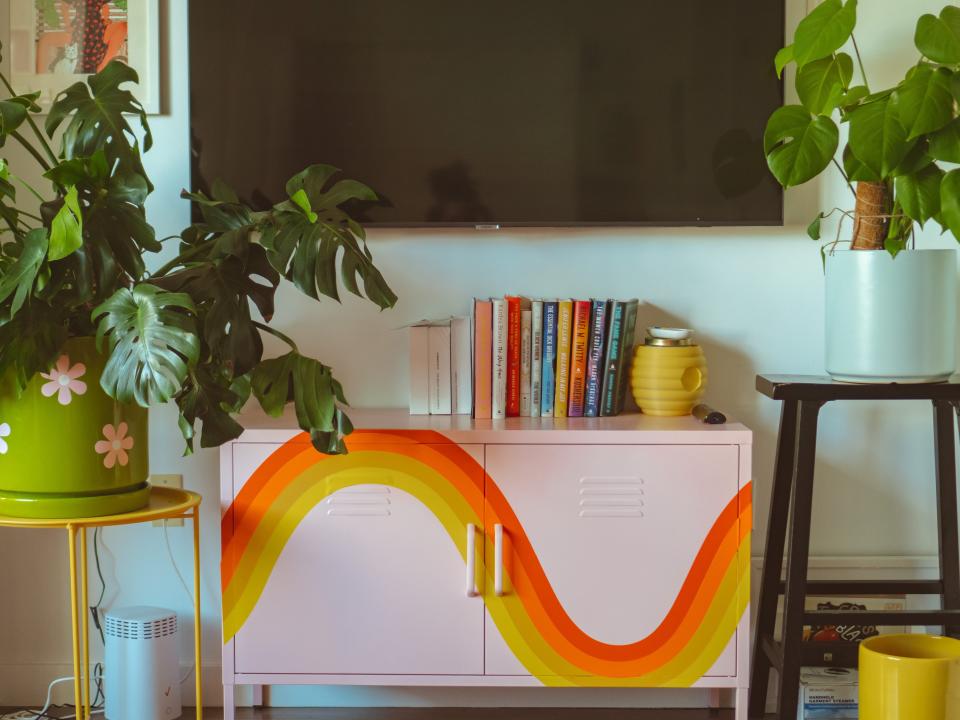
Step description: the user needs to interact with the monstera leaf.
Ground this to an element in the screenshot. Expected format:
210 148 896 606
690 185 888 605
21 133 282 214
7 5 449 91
793 0 858 67
93 284 200 406
764 106 839 187
915 6 960 64
252 350 353 454
847 98 912 178
45 61 153 190
176 365 247 454
0 228 48 321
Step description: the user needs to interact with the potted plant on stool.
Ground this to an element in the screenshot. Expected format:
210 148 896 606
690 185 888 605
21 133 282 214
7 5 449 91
0 54 395 518
765 1 960 382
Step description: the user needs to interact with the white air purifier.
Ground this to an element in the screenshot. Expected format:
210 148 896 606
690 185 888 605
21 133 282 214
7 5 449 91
104 606 182 720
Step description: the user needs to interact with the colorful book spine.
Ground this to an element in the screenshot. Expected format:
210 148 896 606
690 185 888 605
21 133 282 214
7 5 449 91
584 300 609 417
610 299 640 415
472 300 492 419
600 299 640 416
492 299 508 419
540 301 557 417
553 300 573 418
599 302 625 417
520 308 532 416
505 296 522 417
530 300 543 418
566 300 591 417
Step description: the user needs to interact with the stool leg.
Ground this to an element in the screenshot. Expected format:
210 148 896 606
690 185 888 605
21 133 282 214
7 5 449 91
748 398 799 718
777 400 822 720
934 400 960 637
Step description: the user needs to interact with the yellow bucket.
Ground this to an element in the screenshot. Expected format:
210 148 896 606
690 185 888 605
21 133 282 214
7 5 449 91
860 634 960 720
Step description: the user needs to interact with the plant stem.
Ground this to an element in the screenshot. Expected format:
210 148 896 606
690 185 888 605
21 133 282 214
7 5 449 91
0 71 59 166
851 35 870 93
10 131 52 172
832 158 856 198
253 321 300 353
149 239 215 277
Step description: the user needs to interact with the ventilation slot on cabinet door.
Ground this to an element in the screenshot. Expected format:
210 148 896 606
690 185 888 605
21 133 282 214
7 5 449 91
578 476 644 519
326 486 391 517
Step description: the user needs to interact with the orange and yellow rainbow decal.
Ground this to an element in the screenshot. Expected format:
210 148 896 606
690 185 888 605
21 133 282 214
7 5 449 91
222 430 751 687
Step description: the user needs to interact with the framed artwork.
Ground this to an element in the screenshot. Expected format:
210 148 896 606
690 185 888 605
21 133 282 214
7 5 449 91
8 0 160 113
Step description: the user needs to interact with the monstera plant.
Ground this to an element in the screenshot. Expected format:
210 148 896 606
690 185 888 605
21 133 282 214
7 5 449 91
765 0 960 254
0 54 396 461
763 1 960 384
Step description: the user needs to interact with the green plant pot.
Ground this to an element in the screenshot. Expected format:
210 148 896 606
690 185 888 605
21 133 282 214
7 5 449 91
0 338 149 518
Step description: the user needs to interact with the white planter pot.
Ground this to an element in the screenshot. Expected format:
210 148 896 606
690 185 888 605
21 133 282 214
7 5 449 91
825 249 957 383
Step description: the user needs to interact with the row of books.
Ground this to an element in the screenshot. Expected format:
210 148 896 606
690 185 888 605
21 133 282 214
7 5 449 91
473 298 640 419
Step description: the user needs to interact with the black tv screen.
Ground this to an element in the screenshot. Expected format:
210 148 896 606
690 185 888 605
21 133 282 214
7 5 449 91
189 1 784 226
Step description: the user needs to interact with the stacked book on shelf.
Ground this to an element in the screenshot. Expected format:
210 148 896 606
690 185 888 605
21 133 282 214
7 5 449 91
474 298 640 419
408 317 472 415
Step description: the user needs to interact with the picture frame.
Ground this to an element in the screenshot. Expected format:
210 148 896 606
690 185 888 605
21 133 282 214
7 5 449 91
8 0 160 113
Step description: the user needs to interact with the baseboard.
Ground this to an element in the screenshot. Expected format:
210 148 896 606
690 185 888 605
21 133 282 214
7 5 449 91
0 556 941 710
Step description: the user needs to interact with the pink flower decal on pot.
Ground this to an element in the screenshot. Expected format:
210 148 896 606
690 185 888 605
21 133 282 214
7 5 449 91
95 422 134 469
41 355 88 405
0 423 10 455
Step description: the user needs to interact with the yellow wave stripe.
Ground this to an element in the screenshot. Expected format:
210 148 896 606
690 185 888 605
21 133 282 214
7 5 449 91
222 442 750 686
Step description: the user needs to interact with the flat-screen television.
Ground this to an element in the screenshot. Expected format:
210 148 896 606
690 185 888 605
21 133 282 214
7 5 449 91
189 1 784 227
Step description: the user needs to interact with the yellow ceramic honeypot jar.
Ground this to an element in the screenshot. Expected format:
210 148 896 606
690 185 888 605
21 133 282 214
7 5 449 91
630 327 707 416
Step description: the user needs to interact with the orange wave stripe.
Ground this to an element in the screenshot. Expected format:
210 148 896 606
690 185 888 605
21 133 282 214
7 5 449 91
223 430 485 590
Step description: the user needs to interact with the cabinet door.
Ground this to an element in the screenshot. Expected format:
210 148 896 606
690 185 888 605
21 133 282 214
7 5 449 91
229 442 485 675
484 444 741 680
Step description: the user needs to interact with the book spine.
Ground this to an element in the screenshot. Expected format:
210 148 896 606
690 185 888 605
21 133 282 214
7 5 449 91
451 316 472 415
428 324 452 414
505 296 522 417
553 300 573 418
540 301 557 417
566 300 591 417
530 301 543 418
584 300 609 417
472 300 493 419
408 325 430 415
611 299 640 415
520 309 532 416
600 302 624 417
491 299 508 419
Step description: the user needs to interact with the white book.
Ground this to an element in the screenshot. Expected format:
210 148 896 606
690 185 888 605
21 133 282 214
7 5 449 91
428 323 452 415
530 300 543 418
519 309 532 416
491 299 508 419
408 325 430 415
450 316 472 415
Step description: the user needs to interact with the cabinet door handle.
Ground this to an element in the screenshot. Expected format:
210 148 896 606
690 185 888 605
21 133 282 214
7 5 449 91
465 523 479 597
494 523 505 596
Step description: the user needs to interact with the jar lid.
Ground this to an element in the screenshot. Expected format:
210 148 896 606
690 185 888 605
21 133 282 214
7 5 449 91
645 327 694 346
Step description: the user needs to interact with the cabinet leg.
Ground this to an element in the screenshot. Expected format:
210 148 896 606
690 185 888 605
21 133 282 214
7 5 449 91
251 684 264 707
934 400 960 637
735 687 749 720
749 398 799 718
776 400 822 720
222 684 235 720
708 688 721 710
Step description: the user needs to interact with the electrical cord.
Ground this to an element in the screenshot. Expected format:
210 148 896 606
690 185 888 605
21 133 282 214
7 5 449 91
162 521 197 685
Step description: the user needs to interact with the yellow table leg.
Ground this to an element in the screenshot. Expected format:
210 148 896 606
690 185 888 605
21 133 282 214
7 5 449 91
80 527 90 720
193 507 203 719
67 526 83 719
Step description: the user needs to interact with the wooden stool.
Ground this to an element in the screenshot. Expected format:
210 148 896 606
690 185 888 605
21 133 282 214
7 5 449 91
749 375 960 719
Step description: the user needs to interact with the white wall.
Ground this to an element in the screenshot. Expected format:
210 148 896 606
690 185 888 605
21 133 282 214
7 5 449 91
1 0 956 709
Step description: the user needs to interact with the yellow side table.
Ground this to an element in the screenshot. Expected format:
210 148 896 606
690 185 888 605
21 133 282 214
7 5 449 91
0 486 203 720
